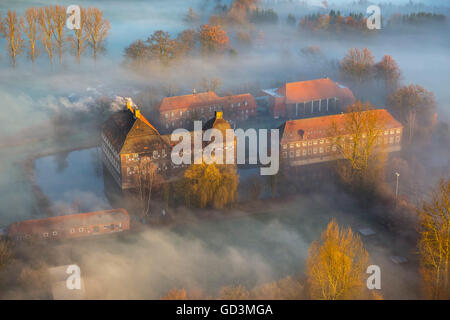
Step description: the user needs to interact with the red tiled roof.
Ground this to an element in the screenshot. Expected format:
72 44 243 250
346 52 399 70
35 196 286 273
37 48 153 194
280 109 403 142
8 209 129 236
159 92 256 112
277 78 355 104
159 92 219 112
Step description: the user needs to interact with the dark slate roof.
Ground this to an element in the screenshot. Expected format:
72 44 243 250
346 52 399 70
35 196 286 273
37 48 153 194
102 110 136 153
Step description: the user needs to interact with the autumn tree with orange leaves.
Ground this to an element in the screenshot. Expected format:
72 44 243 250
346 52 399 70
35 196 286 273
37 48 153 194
199 24 229 54
21 8 40 65
418 179 450 300
68 6 90 63
306 220 369 300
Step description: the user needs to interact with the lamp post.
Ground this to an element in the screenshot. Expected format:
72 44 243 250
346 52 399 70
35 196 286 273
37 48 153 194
395 172 400 200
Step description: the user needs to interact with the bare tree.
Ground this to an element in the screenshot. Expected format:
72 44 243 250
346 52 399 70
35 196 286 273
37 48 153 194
340 48 374 88
50 5 66 64
68 6 90 63
21 7 40 65
1 10 24 67
137 158 161 217
85 8 110 60
330 101 387 188
388 84 436 144
199 77 222 92
38 6 54 64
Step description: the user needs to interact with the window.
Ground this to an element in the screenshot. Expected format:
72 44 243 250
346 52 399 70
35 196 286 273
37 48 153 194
302 142 307 147
296 143 301 147
396 128 401 134
384 130 389 135
237 102 241 107
290 144 294 149
244 101 248 106
165 113 168 118
313 147 318 154
389 137 394 144
153 150 158 158
180 111 183 116
282 152 287 158
332 145 337 151
70 228 75 233
308 141 312 146
320 139 324 144
43 232 49 238
319 147 323 153
313 140 318 145
93 226 99 233
390 129 395 135
395 136 400 143
302 149 307 156
289 151 294 158
296 150 300 157
52 231 58 236
79 227 84 232
282 144 287 150
171 111 174 117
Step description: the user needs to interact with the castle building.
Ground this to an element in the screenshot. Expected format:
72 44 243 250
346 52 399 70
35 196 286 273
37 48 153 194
262 78 356 119
279 109 403 167
158 91 257 129
102 100 235 190
101 100 172 189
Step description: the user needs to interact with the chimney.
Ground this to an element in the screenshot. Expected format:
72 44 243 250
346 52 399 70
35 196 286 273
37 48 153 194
215 111 223 119
126 98 133 111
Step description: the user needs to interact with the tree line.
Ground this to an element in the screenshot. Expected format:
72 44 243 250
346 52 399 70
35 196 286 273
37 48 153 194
124 24 231 68
0 6 110 67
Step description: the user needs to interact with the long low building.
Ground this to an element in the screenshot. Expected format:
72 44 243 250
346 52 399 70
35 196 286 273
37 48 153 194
7 209 130 241
279 109 403 167
158 91 257 129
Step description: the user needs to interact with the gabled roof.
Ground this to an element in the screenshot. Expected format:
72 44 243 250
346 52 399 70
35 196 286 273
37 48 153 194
276 78 355 104
280 109 403 142
102 109 168 153
159 92 219 112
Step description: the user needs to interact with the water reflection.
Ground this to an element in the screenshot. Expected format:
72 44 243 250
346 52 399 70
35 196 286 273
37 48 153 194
34 147 111 214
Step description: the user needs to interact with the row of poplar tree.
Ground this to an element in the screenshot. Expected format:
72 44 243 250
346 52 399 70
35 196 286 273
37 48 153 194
0 6 110 67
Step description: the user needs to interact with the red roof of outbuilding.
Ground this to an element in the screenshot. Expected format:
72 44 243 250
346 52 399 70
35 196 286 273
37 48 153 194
276 78 355 104
7 209 129 236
